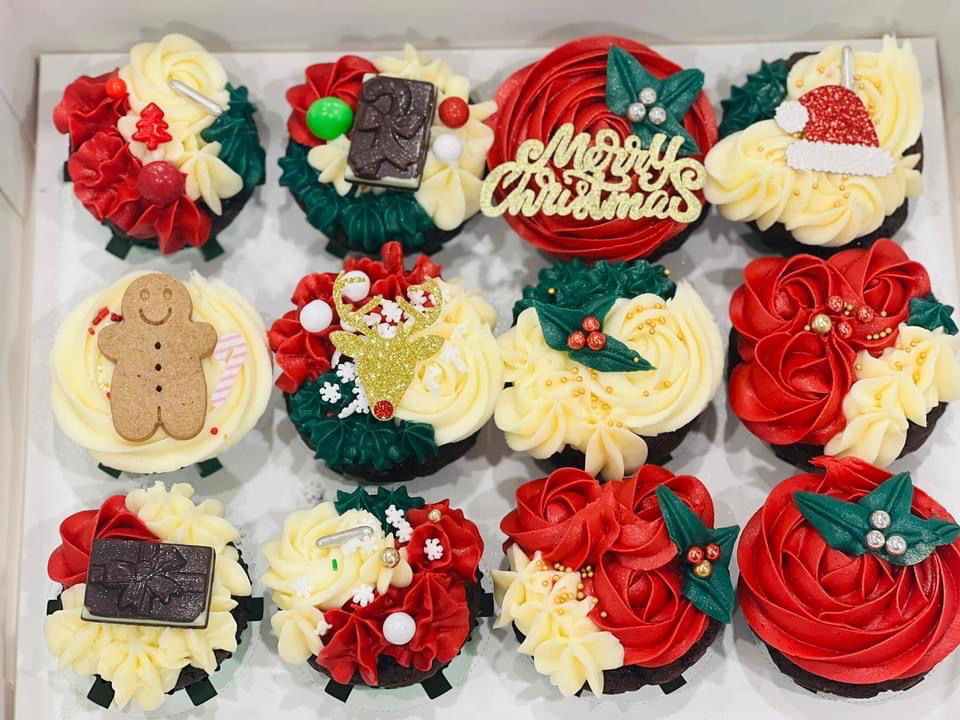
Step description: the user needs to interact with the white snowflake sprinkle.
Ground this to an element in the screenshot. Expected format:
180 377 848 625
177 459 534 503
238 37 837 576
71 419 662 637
293 576 313 598
336 362 357 382
319 382 341 403
440 344 467 373
397 521 412 543
363 312 383 327
425 365 442 395
385 504 405 526
340 320 357 333
378 323 397 339
381 299 403 323
315 613 332 638
352 584 375 607
407 289 427 308
424 537 444 561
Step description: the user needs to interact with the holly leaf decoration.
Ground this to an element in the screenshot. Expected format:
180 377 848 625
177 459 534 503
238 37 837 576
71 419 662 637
132 102 172 151
334 486 425 531
793 472 960 567
718 59 789 138
605 46 703 156
908 294 958 335
200 84 266 191
655 486 740 624
533 300 653 372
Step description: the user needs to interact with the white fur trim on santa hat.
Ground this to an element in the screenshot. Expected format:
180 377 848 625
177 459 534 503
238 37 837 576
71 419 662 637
775 100 808 134
786 140 894 177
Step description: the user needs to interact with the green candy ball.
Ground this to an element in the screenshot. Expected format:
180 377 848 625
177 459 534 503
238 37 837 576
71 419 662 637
305 96 354 141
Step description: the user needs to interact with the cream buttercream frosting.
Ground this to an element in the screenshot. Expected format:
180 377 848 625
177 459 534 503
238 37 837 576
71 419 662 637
45 483 251 711
50 271 272 474
705 36 923 247
495 282 723 480
306 44 494 231
825 325 960 466
493 545 624 696
117 33 242 215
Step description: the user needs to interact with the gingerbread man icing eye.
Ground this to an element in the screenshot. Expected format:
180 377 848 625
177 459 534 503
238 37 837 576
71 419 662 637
140 288 150 301
163 288 173 300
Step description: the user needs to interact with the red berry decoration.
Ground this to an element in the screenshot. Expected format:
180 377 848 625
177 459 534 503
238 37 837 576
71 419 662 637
567 330 586 350
705 543 721 561
686 546 705 565
105 75 127 99
137 161 185 207
373 400 395 420
827 295 845 313
132 102 173 151
856 305 875 323
586 331 606 351
581 315 601 333
438 97 469 129
837 321 853 339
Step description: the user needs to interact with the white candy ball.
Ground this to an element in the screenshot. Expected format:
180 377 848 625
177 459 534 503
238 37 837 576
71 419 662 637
341 271 371 302
299 299 333 333
383 611 417 645
432 133 463 163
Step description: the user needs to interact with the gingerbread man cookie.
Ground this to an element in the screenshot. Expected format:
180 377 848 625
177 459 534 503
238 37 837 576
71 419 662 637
98 273 217 442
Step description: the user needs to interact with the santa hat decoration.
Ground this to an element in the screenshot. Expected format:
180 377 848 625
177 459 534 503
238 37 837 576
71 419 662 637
774 46 894 177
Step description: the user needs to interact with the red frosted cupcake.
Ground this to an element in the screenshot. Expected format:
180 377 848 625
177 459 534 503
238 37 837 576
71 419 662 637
738 456 960 698
483 36 717 261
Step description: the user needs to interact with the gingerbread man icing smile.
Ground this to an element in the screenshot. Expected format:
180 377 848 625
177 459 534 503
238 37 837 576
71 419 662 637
98 273 217 442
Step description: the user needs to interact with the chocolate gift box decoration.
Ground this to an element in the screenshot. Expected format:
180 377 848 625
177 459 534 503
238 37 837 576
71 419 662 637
345 75 437 190
81 538 216 629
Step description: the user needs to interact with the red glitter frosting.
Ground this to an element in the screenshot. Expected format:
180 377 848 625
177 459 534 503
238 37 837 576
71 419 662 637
738 456 960 686
486 36 717 261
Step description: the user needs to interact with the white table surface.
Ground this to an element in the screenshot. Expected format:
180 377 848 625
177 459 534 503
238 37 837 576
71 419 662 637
15 39 960 719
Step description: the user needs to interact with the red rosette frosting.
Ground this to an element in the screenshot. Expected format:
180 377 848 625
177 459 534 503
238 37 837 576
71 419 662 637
501 465 720 667
53 69 129 150
47 495 158 588
738 456 960 686
316 606 387 685
406 501 484 583
286 55 377 148
729 239 931 447
267 241 443 393
486 36 717 261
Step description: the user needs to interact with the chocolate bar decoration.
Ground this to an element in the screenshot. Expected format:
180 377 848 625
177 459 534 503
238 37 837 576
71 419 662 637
346 75 437 190
81 539 215 629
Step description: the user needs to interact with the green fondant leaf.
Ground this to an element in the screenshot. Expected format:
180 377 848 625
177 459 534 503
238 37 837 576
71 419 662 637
657 485 710 550
793 491 871 556
605 46 642 115
908 294 958 335
568 335 654 372
718 59 789 138
859 472 914 518
201 85 265 190
659 69 706 116
683 561 735 624
532 301 590 352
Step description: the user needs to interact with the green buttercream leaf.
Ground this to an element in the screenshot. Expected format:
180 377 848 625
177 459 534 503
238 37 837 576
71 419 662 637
718 59 789 138
793 473 960 567
532 301 590 351
605 47 702 156
908 294 959 335
200 84 266 190
655 486 740 624
397 422 439 464
569 336 654 372
333 486 426 531
514 259 675 320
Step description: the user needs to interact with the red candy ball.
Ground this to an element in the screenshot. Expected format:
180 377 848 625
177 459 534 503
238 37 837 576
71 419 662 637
567 330 586 350
856 306 875 323
686 546 704 564
105 76 127 99
137 161 185 207
705 543 721 561
373 400 395 420
581 315 601 333
837 321 853 339
438 97 469 129
586 331 606 351
827 295 844 313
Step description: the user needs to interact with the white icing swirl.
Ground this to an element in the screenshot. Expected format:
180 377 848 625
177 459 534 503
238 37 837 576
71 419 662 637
495 283 723 480
50 272 272 475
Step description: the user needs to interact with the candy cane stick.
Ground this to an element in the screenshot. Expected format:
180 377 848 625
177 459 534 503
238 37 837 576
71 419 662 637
210 332 248 407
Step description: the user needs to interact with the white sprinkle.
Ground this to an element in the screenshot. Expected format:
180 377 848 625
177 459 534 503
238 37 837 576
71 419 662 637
424 537 444 561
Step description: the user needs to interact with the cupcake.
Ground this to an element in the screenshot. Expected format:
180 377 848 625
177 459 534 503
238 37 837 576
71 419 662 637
54 33 266 260
268 241 503 483
728 238 959 469
278 44 494 257
51 271 273 476
261 487 489 698
45 482 262 710
495 257 723 479
706 36 923 255
493 465 740 697
481 36 716 261
739 456 960 697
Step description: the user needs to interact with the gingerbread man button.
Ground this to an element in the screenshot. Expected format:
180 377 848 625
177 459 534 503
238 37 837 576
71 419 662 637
98 273 217 442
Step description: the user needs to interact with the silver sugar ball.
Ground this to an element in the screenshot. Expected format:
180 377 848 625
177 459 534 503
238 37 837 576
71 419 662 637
885 534 908 556
639 87 658 105
626 102 647 123
648 106 667 125
870 510 891 530
865 529 886 550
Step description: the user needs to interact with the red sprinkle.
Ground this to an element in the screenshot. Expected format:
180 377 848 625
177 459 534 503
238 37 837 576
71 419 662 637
87 327 95 335
210 427 219 435
93 307 109 325
106 391 111 399
111 313 122 322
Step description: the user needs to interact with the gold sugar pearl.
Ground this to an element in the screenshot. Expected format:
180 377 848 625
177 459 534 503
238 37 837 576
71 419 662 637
605 386 613 393
547 287 556 295
556 608 564 616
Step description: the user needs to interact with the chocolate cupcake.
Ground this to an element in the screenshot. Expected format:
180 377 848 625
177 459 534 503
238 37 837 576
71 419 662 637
54 33 266 260
495 258 723 478
481 35 716 261
493 465 739 697
706 36 923 255
50 271 273 477
44 482 262 710
269 242 503 483
262 487 488 698
279 45 494 257
739 456 960 698
728 238 959 470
